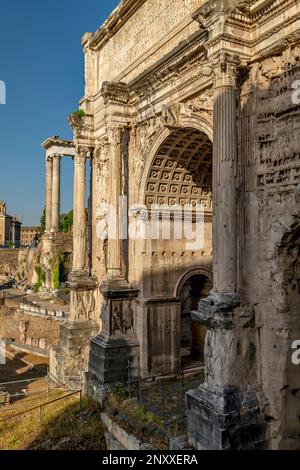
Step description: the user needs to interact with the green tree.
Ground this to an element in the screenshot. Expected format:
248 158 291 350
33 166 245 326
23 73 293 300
40 206 46 233
33 207 46 245
60 210 73 233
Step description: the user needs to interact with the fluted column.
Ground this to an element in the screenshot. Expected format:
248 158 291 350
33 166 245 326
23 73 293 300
107 127 123 279
45 156 53 233
212 54 239 294
72 148 87 271
51 155 61 232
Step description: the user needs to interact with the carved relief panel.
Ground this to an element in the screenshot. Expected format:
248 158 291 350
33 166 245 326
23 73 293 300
255 48 300 190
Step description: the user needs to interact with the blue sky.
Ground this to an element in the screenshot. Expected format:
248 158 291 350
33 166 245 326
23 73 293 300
0 0 119 225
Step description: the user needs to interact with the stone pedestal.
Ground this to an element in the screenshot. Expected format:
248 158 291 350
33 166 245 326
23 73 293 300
186 293 267 450
50 319 98 390
87 278 139 398
49 271 98 389
89 334 140 385
186 385 267 450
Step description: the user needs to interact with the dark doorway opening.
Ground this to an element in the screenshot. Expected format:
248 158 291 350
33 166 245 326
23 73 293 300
179 273 212 368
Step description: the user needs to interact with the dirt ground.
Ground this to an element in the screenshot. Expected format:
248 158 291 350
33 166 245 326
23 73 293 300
0 346 48 396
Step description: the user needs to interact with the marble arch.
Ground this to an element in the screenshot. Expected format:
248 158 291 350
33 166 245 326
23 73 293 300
42 0 300 450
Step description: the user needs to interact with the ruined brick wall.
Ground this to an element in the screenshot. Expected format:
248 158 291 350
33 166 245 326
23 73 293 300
0 249 20 276
0 306 60 351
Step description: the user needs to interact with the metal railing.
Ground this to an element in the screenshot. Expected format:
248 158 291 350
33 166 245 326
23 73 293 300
124 362 204 436
0 390 82 424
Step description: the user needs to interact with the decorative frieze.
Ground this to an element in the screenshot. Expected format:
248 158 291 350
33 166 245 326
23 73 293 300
255 49 300 189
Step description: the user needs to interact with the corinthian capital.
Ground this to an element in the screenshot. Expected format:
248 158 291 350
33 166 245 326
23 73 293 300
107 126 127 146
74 146 92 165
212 53 240 88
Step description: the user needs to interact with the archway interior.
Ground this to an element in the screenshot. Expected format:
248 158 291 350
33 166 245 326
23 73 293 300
179 274 212 367
142 127 213 375
145 128 212 210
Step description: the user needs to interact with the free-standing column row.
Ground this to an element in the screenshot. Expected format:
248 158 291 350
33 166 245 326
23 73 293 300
44 145 89 273
43 127 127 277
45 154 61 234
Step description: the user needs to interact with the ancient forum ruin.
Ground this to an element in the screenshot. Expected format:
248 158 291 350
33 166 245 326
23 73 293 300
0 0 300 452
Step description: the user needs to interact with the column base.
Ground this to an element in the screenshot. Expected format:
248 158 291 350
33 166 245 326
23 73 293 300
186 291 267 449
85 277 140 401
49 319 98 390
186 385 267 450
87 334 140 396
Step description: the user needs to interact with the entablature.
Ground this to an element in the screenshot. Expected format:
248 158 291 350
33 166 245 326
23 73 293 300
41 136 75 159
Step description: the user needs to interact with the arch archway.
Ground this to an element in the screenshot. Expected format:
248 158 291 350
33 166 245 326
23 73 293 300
139 119 213 203
178 271 212 367
136 126 213 376
144 127 212 210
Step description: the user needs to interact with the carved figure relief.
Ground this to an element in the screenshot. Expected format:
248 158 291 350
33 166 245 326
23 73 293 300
255 47 300 190
111 299 134 336
71 290 96 321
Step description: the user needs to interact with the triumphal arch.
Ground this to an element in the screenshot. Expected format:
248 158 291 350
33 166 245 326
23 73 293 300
44 0 300 450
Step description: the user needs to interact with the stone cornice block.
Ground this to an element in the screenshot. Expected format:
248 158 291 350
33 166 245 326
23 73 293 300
101 81 130 106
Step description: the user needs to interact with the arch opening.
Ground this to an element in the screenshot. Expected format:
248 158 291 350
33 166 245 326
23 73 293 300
139 126 213 375
144 128 212 210
179 273 212 368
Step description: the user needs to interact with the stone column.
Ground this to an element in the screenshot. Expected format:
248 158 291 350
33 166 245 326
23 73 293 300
87 127 140 394
106 127 123 279
45 156 53 232
51 155 61 233
186 54 266 450
212 53 239 294
50 147 98 390
72 148 87 271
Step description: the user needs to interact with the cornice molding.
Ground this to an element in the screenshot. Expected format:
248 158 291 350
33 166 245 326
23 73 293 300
101 81 130 106
129 30 207 99
86 0 147 51
41 136 74 150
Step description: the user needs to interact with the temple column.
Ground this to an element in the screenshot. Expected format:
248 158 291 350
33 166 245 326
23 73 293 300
212 54 239 294
72 148 87 271
50 146 98 390
186 54 266 450
106 127 123 280
87 125 139 393
45 156 53 233
51 155 61 233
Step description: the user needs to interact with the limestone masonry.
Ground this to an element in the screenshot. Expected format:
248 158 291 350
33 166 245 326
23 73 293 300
1 0 300 450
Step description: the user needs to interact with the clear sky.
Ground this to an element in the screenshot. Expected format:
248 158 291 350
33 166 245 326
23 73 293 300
0 0 120 226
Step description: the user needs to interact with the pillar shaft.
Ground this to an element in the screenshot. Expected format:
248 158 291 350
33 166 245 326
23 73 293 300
107 128 123 278
212 55 239 294
45 157 53 232
51 155 61 232
72 149 87 271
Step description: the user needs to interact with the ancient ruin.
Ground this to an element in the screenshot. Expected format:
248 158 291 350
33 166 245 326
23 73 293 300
0 201 21 248
1 0 300 451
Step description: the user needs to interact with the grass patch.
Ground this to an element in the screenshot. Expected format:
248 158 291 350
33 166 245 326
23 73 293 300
0 393 106 450
106 389 168 449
